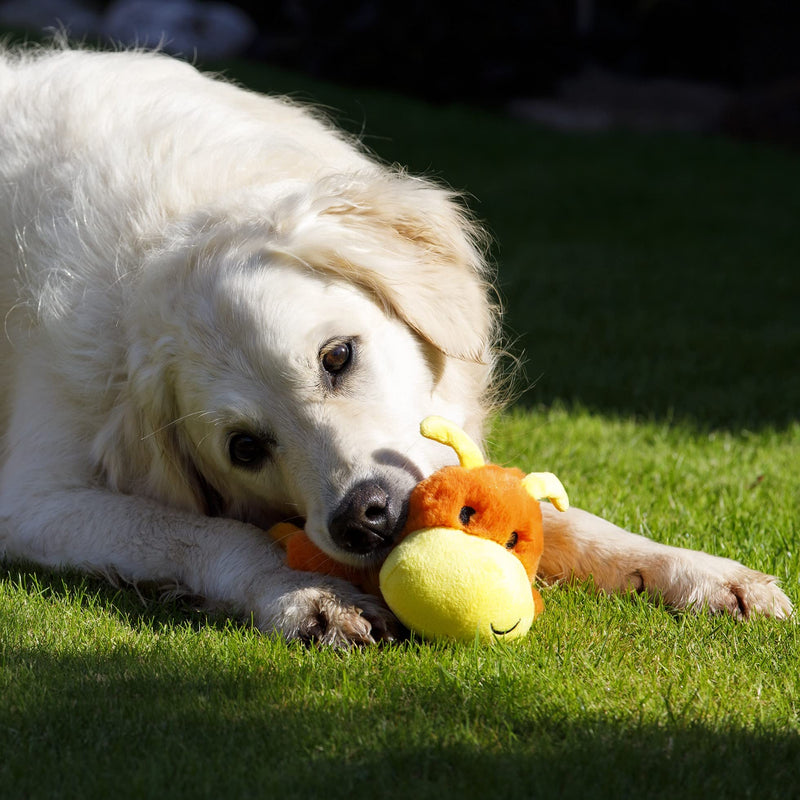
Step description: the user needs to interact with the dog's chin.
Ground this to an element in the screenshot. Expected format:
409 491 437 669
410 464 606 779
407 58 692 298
310 524 404 569
332 542 395 570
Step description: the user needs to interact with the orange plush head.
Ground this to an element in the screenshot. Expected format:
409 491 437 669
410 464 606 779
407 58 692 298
404 463 544 581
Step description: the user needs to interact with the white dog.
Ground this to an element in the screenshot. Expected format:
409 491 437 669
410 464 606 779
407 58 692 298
0 47 790 645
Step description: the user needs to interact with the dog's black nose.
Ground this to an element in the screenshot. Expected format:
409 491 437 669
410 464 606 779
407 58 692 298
329 480 402 555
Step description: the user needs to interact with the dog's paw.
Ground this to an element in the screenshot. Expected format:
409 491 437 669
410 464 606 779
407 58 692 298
700 566 792 620
653 550 793 620
265 584 401 647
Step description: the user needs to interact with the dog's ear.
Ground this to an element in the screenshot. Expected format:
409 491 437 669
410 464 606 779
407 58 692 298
282 173 499 362
91 335 223 517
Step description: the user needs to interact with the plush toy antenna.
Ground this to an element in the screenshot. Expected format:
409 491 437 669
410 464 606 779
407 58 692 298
522 472 570 512
419 416 485 469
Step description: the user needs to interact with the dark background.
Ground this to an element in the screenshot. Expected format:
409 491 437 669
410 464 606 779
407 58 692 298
240 0 800 99
235 0 800 146
3 0 800 144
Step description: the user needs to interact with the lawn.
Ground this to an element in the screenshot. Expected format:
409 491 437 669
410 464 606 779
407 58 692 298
2 55 799 798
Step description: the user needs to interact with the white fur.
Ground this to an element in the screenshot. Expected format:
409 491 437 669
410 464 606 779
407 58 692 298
0 47 790 644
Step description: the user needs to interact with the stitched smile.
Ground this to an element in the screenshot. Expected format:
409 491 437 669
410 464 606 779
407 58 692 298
490 619 521 636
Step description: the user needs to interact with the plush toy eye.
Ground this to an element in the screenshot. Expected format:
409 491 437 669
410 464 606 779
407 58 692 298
459 506 476 526
505 531 518 550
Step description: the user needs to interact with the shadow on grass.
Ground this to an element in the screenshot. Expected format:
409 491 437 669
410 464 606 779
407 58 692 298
2 637 798 799
489 137 800 434
0 560 237 635
306 730 798 800
499 242 800 433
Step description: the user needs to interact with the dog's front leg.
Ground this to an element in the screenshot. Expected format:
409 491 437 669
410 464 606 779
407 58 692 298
0 483 395 646
538 503 792 618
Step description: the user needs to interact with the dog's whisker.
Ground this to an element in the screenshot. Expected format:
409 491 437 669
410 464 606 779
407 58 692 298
140 410 213 440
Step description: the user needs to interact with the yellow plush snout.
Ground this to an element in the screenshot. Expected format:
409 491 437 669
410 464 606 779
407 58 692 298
378 527 536 642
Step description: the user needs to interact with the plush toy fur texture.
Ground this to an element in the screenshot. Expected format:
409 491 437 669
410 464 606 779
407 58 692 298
404 464 544 581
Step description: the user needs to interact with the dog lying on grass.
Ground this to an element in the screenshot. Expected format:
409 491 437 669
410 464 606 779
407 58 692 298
0 46 791 644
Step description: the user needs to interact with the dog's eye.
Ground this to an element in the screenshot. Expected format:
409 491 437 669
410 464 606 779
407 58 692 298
320 340 353 378
321 341 352 373
505 531 519 550
228 433 270 468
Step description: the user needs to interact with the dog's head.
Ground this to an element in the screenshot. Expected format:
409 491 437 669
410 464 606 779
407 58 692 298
96 170 499 565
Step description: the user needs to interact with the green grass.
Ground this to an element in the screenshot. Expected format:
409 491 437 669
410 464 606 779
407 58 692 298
2 53 800 798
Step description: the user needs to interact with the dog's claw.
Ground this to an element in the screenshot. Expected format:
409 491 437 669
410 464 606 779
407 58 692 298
718 574 793 620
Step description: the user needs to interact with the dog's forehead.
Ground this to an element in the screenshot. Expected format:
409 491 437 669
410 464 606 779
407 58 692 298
187 260 424 402
212 262 386 346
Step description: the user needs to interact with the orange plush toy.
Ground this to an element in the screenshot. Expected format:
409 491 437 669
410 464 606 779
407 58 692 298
269 416 569 641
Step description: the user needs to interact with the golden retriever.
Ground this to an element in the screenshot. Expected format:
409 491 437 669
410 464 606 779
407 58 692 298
0 47 790 644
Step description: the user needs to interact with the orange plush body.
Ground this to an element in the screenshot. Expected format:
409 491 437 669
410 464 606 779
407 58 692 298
269 520 382 595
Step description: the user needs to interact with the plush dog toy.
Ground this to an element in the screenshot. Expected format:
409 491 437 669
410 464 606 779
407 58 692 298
269 416 568 642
